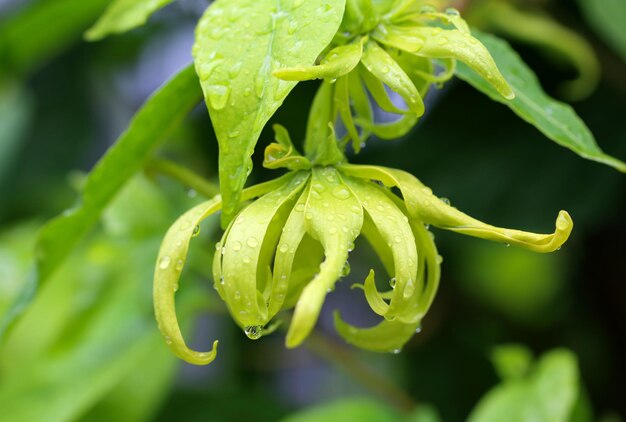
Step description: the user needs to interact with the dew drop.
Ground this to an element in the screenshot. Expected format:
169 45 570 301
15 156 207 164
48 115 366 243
192 225 201 237
228 61 243 78
305 211 313 220
175 259 184 272
247 237 259 248
207 85 231 110
244 325 263 340
332 186 351 200
394 235 402 243
295 203 305 212
389 277 396 288
329 227 337 234
440 197 451 205
436 255 444 264
279 243 289 253
391 349 401 355
445 7 460 16
159 256 171 269
232 241 242 251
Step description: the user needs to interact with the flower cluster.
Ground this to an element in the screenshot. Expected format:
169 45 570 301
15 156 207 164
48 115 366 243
154 128 572 365
274 0 514 151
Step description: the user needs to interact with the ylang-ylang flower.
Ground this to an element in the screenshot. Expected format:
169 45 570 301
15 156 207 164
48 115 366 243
153 1 572 365
154 126 572 365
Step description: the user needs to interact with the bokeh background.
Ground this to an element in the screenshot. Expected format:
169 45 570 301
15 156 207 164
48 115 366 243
0 0 624 421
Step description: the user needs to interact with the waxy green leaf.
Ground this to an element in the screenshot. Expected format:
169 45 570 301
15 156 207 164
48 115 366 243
469 349 580 422
456 31 626 173
193 0 346 224
0 0 109 75
85 0 175 41
36 65 201 285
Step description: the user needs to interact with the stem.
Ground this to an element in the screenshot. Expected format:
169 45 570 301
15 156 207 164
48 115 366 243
305 331 417 413
145 158 219 198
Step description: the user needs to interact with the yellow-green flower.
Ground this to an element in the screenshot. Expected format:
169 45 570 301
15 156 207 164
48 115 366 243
273 0 514 152
153 127 572 365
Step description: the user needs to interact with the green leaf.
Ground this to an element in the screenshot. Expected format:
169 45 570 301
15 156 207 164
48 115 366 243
193 0 346 223
0 0 109 76
469 349 580 422
455 31 626 173
35 65 201 290
578 0 626 62
85 0 175 41
281 397 400 422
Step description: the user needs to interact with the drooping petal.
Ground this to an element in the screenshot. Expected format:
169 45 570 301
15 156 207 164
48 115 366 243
268 185 310 318
340 164 573 253
412 27 515 100
343 176 419 320
286 167 363 348
273 38 365 81
334 200 442 353
334 75 362 151
154 175 292 365
222 172 309 329
263 124 311 171
361 40 425 116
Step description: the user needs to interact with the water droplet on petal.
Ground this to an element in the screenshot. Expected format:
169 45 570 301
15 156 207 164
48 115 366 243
232 241 242 251
332 186 351 200
206 85 231 110
389 277 397 288
245 325 263 340
192 225 201 237
159 256 171 269
247 237 259 248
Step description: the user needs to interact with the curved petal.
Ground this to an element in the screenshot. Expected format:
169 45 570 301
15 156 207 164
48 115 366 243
273 38 365 81
154 174 296 365
263 124 311 171
286 167 363 348
343 176 419 319
411 27 515 100
334 198 442 353
268 185 310 318
222 172 309 328
361 40 425 116
339 164 573 253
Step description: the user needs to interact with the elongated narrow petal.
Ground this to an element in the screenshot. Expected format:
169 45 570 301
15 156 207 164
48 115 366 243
268 185 310 318
412 27 515 100
334 312 419 353
334 76 362 150
154 198 222 365
344 177 418 319
286 168 363 348
334 200 442 353
273 38 365 81
155 174 296 365
340 164 573 253
222 172 309 328
361 40 425 116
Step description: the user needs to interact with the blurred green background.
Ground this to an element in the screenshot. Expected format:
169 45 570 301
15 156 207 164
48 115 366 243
0 0 625 421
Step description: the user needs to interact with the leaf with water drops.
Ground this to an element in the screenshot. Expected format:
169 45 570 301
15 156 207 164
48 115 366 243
36 65 201 287
456 31 626 173
340 164 573 253
286 167 363 348
193 0 346 224
85 0 175 41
